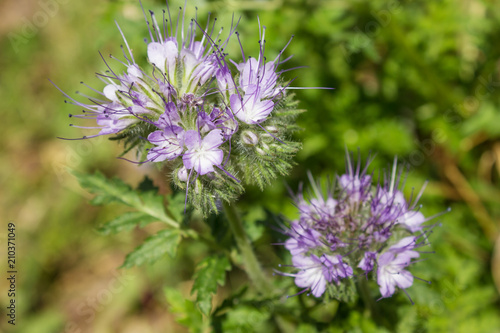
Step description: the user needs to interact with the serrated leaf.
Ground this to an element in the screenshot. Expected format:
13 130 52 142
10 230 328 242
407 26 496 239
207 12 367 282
139 191 173 223
74 170 141 206
167 191 188 223
222 305 272 333
191 255 231 316
164 287 206 333
73 171 178 228
97 212 158 235
121 229 181 268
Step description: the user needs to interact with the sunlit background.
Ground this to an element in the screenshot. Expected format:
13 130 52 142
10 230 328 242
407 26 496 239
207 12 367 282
1 0 500 332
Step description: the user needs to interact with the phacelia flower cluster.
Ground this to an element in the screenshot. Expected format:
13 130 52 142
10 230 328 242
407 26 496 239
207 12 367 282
56 3 307 214
280 153 442 302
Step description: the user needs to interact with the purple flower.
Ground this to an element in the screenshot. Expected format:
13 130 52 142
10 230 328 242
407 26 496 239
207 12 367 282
147 39 178 79
147 127 185 162
292 255 329 297
298 196 337 226
288 253 352 298
145 19 220 96
56 1 317 214
216 66 237 98
322 254 353 284
339 173 372 202
358 251 377 273
148 34 218 93
279 152 441 301
94 103 137 136
226 25 288 125
230 89 275 124
237 57 280 99
182 129 224 175
156 102 182 129
386 236 419 255
377 240 420 298
400 210 425 232
338 151 373 202
372 187 407 222
285 222 322 256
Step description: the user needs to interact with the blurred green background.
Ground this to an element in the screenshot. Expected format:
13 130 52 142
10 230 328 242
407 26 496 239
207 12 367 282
1 0 500 332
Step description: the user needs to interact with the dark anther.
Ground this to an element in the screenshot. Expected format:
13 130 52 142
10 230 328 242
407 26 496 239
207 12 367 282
69 114 73 118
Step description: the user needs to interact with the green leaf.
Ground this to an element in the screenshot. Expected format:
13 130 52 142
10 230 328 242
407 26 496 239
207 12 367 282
221 305 272 333
191 255 231 316
74 170 141 207
97 212 158 235
296 324 318 333
121 229 181 268
164 287 206 333
167 190 188 223
73 171 178 228
139 190 174 224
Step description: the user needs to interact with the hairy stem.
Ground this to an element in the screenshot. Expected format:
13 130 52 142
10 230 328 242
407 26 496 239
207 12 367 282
223 201 273 294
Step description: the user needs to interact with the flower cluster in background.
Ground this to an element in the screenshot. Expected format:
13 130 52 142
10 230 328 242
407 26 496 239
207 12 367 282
56 5 305 214
281 153 442 301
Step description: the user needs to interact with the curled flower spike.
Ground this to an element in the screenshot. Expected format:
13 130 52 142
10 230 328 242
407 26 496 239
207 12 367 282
278 151 445 301
55 1 326 214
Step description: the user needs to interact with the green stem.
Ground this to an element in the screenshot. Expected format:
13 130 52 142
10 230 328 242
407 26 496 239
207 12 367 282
357 279 391 330
223 201 273 294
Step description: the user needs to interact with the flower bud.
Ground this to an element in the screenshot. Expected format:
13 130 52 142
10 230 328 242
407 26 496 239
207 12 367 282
241 130 259 146
264 125 279 134
255 142 270 156
177 166 188 182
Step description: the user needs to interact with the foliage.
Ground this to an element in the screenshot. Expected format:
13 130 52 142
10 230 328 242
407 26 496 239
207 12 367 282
2 0 500 332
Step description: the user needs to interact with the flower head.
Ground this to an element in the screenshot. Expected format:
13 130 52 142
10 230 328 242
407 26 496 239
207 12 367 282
279 152 443 301
56 2 320 215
